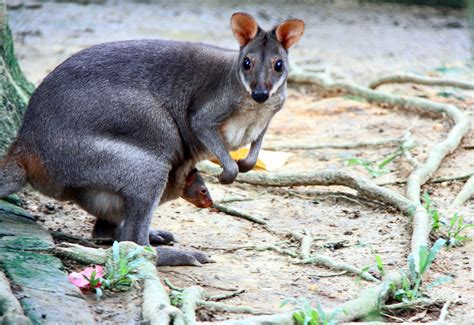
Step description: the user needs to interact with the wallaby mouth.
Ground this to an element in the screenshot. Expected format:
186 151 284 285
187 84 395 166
251 89 269 103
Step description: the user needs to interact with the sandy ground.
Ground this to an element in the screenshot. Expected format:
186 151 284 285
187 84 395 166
7 0 474 323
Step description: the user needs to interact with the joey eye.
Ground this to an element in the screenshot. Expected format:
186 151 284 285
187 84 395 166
274 60 284 73
243 57 251 71
199 189 207 195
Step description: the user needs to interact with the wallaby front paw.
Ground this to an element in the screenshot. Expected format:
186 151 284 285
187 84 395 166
237 158 256 173
218 163 239 184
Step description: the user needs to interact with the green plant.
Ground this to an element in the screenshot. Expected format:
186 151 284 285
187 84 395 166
101 241 150 291
423 193 473 247
446 213 474 247
393 239 446 302
281 298 340 325
83 270 103 299
346 142 414 178
375 254 385 278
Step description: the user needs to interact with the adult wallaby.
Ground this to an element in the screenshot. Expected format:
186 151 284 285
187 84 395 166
0 13 304 266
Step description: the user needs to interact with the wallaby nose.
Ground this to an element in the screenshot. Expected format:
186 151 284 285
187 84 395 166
251 89 269 103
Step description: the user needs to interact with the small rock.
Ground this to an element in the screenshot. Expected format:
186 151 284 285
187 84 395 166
433 123 444 131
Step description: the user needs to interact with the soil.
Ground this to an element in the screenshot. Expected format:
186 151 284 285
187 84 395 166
7 0 474 324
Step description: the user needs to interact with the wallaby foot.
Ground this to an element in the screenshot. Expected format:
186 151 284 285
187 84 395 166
149 229 178 246
156 246 212 266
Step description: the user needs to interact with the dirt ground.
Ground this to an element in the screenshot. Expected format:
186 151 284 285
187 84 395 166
7 0 474 323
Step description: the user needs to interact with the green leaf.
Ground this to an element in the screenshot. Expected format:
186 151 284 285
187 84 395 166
375 254 384 274
112 241 120 262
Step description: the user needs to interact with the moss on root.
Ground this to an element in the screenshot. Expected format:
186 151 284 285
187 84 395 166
0 9 35 157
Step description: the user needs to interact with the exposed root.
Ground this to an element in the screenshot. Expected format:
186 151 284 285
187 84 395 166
212 203 267 225
377 172 473 186
450 175 474 208
180 286 203 325
198 300 270 315
263 137 400 151
438 300 452 322
368 73 474 90
0 270 30 324
198 161 416 214
288 66 470 206
298 233 313 260
383 298 445 310
294 255 379 282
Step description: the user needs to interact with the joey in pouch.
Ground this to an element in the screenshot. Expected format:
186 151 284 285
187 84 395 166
0 13 304 266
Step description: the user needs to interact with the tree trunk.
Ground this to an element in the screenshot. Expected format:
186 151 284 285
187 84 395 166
0 1 34 157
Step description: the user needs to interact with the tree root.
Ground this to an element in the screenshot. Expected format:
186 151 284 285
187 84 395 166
368 73 474 90
376 172 473 186
206 271 403 325
262 137 400 151
383 298 445 310
198 301 270 316
288 66 470 205
0 270 31 324
293 255 379 282
438 300 452 322
212 203 266 225
288 66 470 270
198 161 416 214
450 175 474 208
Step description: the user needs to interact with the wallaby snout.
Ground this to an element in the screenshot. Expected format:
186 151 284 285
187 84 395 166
251 88 269 103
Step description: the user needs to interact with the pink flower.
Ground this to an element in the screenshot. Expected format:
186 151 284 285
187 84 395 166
68 265 104 289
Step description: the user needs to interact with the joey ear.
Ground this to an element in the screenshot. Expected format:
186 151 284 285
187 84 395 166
231 12 258 46
275 19 305 50
185 172 196 187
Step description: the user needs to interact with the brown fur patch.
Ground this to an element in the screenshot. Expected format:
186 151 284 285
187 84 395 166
15 153 51 192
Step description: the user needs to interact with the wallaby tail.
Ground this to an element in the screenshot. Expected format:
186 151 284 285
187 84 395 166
0 157 27 197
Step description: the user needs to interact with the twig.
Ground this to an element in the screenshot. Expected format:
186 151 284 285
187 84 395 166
298 233 313 260
50 231 101 248
450 175 474 208
206 289 246 302
368 73 474 90
163 278 184 292
383 298 444 310
197 300 270 315
438 300 452 322
311 271 348 277
376 172 473 186
212 203 267 225
222 244 298 258
262 138 400 151
293 254 378 282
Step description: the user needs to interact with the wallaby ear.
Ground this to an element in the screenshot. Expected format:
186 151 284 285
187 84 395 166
231 12 258 46
275 19 305 50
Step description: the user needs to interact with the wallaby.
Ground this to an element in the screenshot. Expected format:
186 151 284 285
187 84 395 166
0 13 304 266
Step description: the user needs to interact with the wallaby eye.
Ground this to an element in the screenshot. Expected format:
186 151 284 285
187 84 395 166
274 60 284 73
199 188 207 195
243 57 251 71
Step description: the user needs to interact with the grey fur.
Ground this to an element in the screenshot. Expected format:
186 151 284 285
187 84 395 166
0 14 299 265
